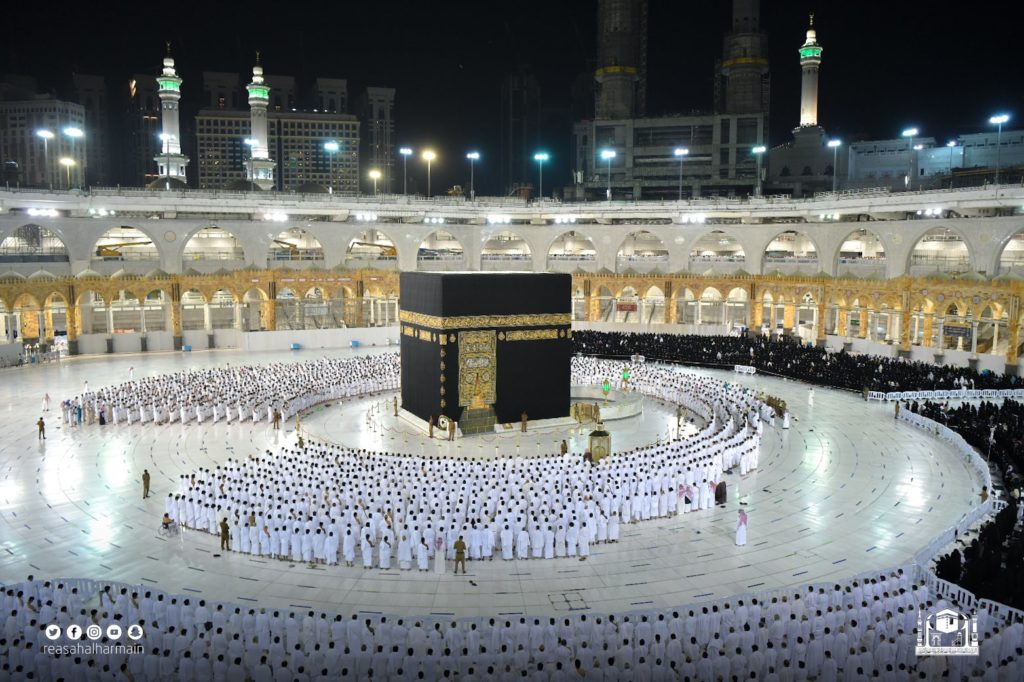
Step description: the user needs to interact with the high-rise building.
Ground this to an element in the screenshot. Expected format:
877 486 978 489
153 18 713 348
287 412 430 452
202 72 242 110
570 0 767 200
357 87 395 193
195 109 359 193
499 72 541 195
71 74 110 186
124 73 160 186
153 46 189 188
265 75 296 112
594 0 648 120
715 0 770 116
0 77 87 189
314 78 348 114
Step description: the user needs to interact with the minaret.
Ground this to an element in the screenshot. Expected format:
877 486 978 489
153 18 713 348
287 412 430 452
154 43 189 186
246 53 275 190
715 0 770 115
594 0 647 120
798 14 823 128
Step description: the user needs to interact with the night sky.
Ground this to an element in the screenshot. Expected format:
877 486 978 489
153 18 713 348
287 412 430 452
3 0 1022 194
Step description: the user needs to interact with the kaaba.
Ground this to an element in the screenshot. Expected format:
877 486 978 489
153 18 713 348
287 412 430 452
399 272 571 433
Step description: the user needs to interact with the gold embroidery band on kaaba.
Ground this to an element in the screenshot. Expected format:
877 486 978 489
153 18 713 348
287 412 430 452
398 311 571 330
503 329 561 341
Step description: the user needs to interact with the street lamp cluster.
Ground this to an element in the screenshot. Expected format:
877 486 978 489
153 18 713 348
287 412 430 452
35 126 83 190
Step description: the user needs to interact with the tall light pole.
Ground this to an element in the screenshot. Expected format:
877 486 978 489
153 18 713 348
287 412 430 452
533 152 549 200
901 127 919 190
466 151 479 200
827 139 841 193
159 133 174 190
989 114 1010 185
59 158 76 190
63 126 84 188
752 146 767 197
323 141 339 194
946 140 957 177
399 147 412 196
673 147 689 201
422 150 436 197
35 129 53 189
243 138 257 185
369 169 382 195
600 149 616 201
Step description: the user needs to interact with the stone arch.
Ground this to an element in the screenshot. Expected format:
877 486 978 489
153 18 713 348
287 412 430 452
417 229 466 270
346 229 398 266
689 230 746 272
481 230 533 270
641 285 666 324
546 230 597 271
268 228 325 264
997 227 1024 275
180 288 208 331
763 230 820 272
616 231 668 272
181 226 247 269
92 225 161 262
835 228 887 278
908 226 973 275
0 224 70 262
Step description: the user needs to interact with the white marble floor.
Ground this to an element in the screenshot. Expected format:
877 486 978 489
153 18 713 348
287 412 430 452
0 349 984 618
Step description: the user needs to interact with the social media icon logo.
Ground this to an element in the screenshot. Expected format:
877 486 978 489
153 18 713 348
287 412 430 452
86 624 102 640
106 624 122 640
45 625 61 640
126 624 144 641
66 624 83 640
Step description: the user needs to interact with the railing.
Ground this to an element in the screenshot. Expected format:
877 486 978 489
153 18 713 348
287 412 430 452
548 253 596 261
182 250 245 261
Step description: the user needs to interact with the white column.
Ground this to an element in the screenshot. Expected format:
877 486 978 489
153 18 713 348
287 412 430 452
991 321 1000 354
696 301 703 325
234 302 243 330
970 321 978 354
937 317 945 350
140 307 146 333
106 306 115 335
912 314 919 345
203 303 212 332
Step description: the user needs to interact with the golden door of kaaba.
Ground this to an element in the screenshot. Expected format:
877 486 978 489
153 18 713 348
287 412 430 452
458 330 497 409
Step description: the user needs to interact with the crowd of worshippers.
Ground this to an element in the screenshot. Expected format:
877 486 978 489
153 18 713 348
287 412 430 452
910 398 1024 610
934 500 1024 611
573 330 1017 393
60 354 400 427
5 571 1024 680
166 358 762 570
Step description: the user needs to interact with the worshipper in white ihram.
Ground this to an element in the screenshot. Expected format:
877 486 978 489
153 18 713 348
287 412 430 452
735 509 748 546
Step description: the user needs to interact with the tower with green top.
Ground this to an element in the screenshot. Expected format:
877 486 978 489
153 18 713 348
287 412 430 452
246 53 276 190
154 43 189 186
799 14 823 128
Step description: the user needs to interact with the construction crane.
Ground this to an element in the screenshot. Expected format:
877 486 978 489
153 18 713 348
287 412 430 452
349 241 397 257
95 242 151 258
272 239 300 260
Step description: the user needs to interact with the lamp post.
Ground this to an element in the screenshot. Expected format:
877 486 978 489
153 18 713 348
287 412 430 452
59 157 76 190
901 127 919 190
422 150 436 197
369 169 382 195
399 147 412 196
946 140 957 177
752 145 767 197
533 152 549 200
466 152 479 200
600 149 616 201
673 147 689 201
323 141 339 194
989 114 1010 185
158 133 174 190
243 138 257 185
827 139 841 193
63 126 83 188
35 129 53 189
